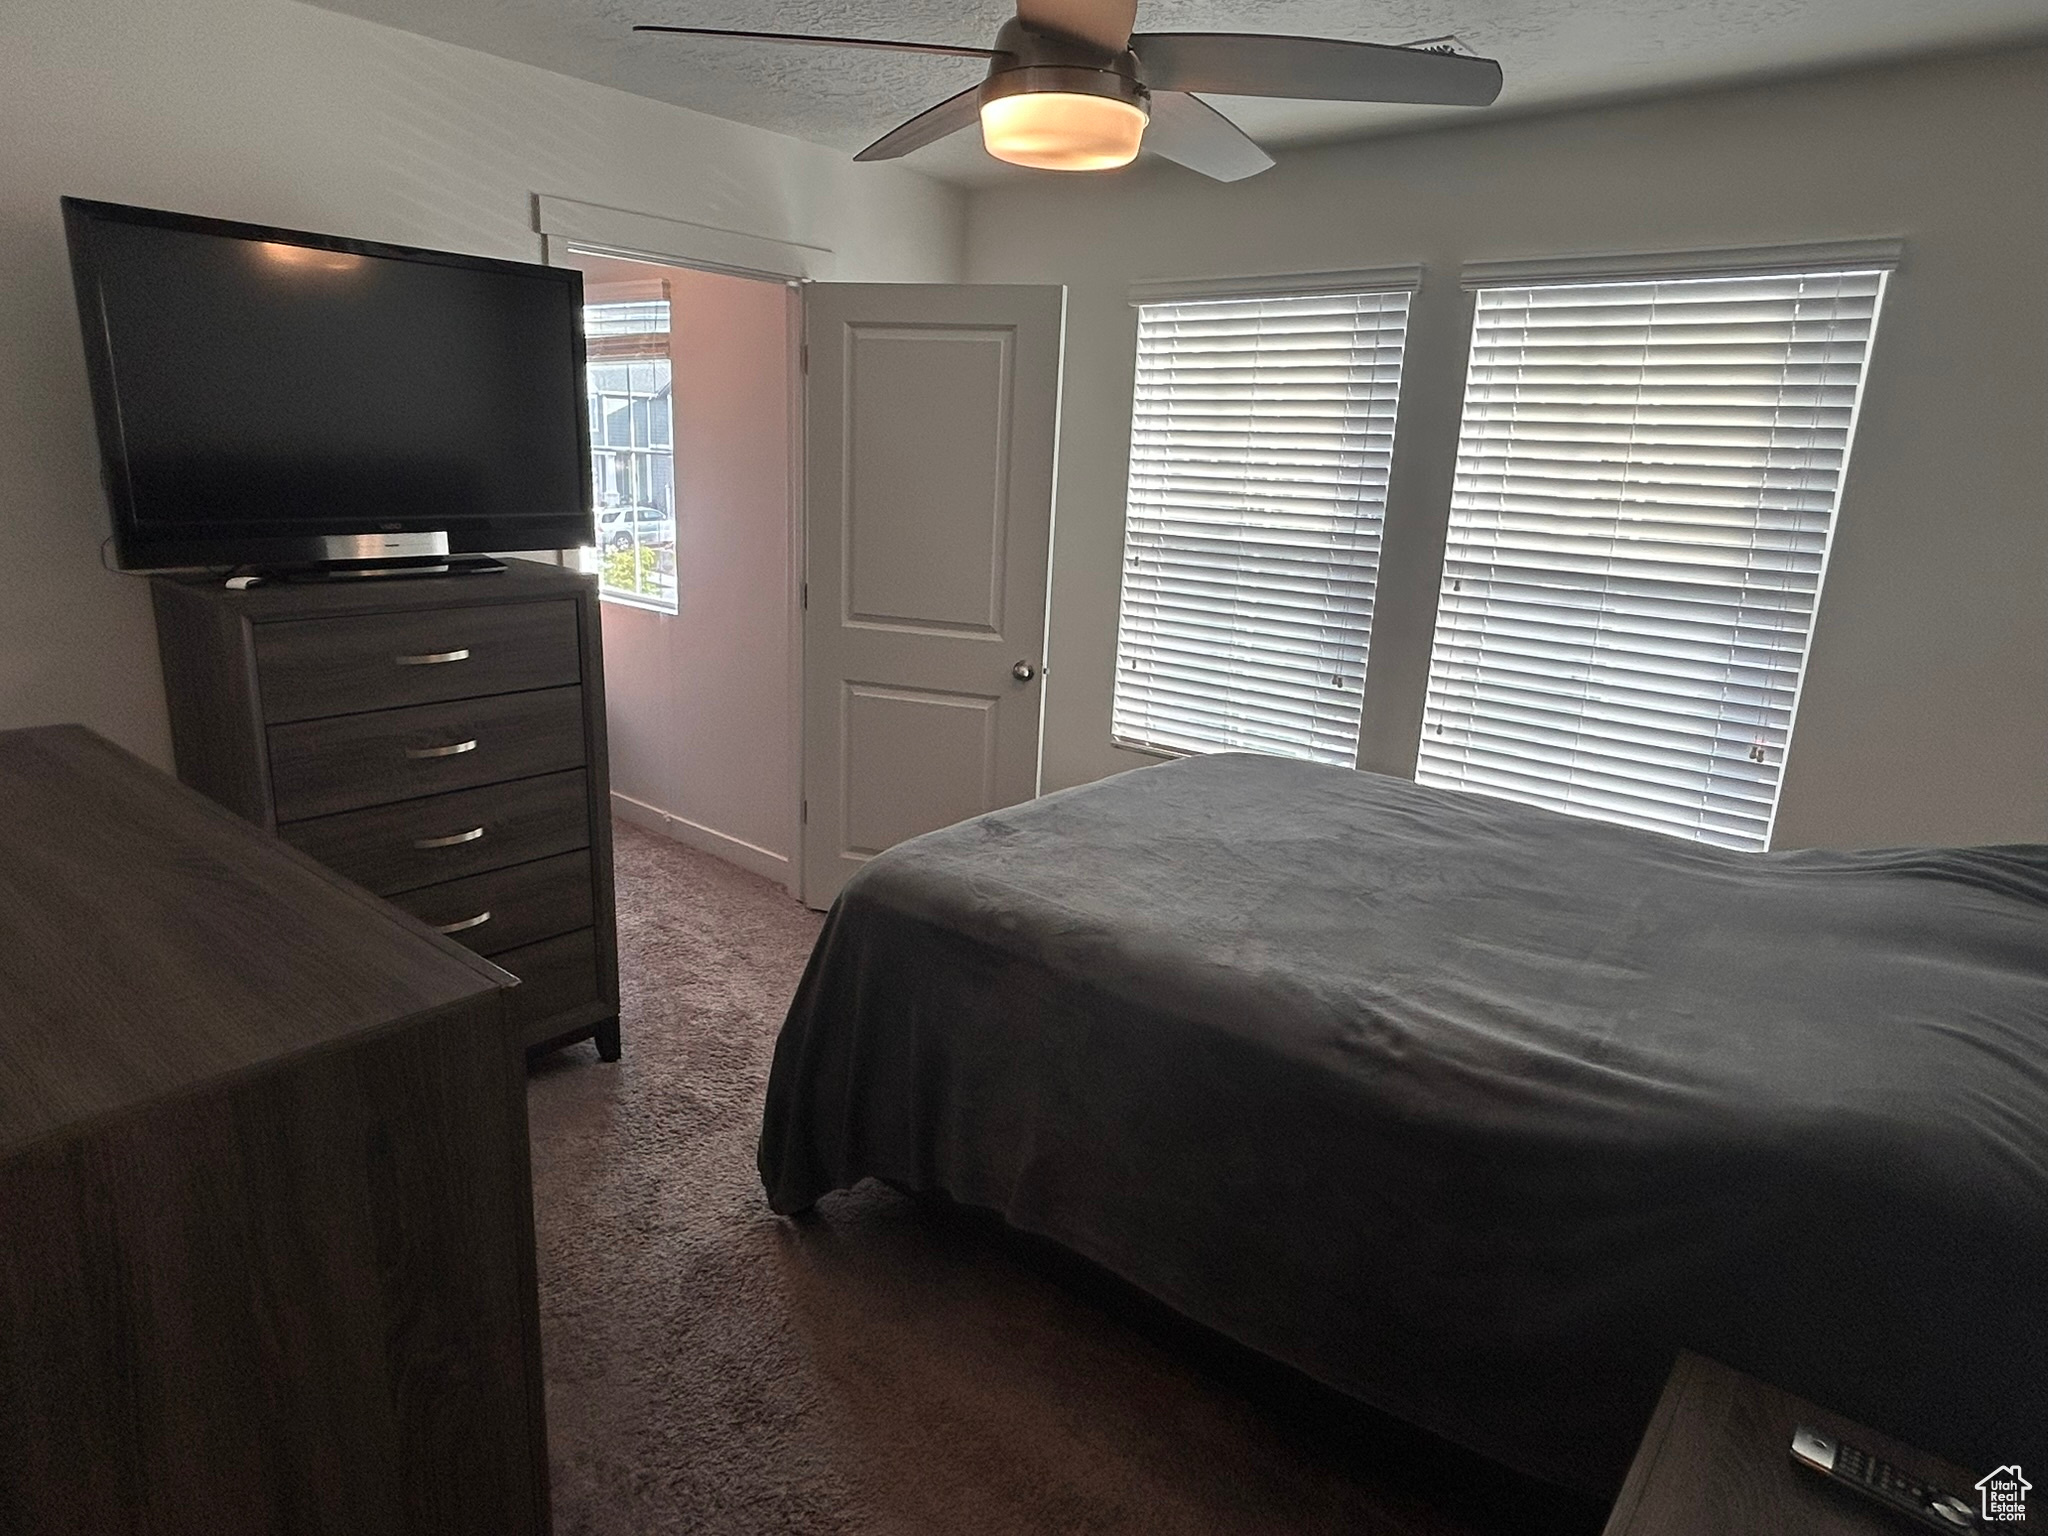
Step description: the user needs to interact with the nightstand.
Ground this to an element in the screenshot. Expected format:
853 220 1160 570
1603 1352 2012 1534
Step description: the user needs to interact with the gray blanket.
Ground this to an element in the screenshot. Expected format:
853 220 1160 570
759 753 2048 1491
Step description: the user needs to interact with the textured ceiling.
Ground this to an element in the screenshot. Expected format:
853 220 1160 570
305 0 2048 183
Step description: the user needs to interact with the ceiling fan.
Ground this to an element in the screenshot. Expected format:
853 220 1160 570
634 1 1503 182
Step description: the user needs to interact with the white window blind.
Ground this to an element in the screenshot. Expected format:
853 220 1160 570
1418 267 1888 850
1113 288 1411 766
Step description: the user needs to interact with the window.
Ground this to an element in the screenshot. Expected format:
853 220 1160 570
1112 285 1412 766
584 295 677 609
1417 266 1889 850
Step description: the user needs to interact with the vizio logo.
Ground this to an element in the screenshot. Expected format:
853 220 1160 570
1975 1465 2030 1523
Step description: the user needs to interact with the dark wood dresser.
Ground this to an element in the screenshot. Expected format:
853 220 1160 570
150 558 619 1060
0 725 550 1535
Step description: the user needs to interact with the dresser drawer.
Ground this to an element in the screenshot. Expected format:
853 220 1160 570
279 770 590 897
268 687 586 821
494 928 605 1043
387 851 593 959
255 600 582 723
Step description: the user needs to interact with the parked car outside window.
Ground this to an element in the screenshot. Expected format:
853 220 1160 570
598 504 673 552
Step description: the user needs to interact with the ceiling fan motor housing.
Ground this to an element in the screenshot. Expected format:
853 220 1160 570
981 16 1150 117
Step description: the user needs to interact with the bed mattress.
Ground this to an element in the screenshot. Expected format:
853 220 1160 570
758 753 2048 1490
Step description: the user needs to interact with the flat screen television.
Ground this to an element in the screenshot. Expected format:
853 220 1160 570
62 196 594 572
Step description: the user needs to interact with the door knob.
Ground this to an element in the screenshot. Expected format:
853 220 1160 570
1011 660 1038 682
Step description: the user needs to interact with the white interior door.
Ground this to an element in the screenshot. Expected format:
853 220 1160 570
801 283 1065 909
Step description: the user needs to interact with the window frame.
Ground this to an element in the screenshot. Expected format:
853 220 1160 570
1110 266 1424 769
1413 241 1901 850
580 287 679 613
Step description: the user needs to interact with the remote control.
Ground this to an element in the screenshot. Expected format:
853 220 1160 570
1791 1425 1979 1530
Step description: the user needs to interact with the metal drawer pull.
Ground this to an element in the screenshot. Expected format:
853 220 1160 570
413 826 486 850
395 648 470 666
405 739 477 759
436 910 492 935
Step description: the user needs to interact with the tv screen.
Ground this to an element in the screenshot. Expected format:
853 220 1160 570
62 197 594 570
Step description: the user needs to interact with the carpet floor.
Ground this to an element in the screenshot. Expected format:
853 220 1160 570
526 821 1610 1536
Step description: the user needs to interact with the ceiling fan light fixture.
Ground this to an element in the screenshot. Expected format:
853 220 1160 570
980 91 1147 169
978 64 1149 171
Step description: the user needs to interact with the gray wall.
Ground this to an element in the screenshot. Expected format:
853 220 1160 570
966 48 2048 850
0 0 964 770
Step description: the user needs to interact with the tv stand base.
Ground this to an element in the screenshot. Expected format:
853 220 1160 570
228 555 508 588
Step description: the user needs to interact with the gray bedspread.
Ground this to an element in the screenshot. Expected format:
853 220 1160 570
758 753 2048 1491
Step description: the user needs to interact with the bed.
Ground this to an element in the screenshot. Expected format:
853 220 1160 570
757 753 2048 1492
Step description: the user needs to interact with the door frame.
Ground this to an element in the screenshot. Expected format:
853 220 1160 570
536 196 822 902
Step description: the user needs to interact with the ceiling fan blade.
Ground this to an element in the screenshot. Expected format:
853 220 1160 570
1144 93 1274 182
854 86 986 163
1015 0 1138 54
1131 33 1503 106
633 24 996 61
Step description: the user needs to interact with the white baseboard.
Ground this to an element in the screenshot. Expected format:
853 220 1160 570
610 791 791 884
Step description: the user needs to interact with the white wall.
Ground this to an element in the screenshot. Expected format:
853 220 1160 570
0 0 963 769
592 264 799 882
966 48 2048 851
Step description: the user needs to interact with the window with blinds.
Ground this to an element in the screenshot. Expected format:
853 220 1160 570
1112 287 1412 767
1417 266 1888 850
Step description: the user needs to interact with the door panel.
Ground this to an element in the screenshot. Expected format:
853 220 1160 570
804 283 1064 908
845 327 1014 635
841 684 998 856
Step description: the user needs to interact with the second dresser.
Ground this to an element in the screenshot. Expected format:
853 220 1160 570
151 557 620 1061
